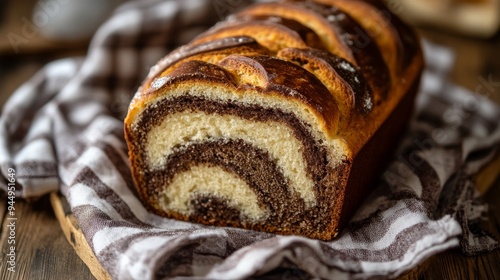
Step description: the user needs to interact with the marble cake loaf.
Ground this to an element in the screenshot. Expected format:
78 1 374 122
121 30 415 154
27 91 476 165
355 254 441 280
124 0 423 240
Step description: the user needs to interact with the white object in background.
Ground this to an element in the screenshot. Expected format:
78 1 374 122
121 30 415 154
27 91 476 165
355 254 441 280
32 0 124 41
396 0 500 38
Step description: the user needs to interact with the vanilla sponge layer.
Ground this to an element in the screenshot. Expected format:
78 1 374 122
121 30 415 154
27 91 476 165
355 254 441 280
146 110 316 207
159 165 269 221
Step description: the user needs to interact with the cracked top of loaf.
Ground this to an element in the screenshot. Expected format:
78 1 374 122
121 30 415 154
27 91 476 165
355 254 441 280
126 0 423 158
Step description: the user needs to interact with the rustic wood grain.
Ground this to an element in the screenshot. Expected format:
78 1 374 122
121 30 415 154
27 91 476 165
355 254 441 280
0 195 94 280
50 193 112 280
475 151 500 194
0 194 5 227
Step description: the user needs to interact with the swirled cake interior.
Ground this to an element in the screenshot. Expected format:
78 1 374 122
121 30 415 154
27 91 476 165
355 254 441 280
125 0 423 240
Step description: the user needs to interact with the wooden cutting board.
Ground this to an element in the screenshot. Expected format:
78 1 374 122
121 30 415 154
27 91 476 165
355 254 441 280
50 193 112 280
50 154 500 280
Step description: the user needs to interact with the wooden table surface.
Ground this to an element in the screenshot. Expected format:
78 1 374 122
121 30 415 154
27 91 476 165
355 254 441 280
0 2 499 278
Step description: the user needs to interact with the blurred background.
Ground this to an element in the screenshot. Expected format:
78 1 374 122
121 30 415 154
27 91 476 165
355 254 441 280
0 0 499 108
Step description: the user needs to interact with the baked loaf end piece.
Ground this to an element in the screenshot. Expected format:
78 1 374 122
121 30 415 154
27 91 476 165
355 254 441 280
124 0 423 240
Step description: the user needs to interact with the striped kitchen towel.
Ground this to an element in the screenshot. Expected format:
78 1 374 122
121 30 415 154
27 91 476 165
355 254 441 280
0 0 499 279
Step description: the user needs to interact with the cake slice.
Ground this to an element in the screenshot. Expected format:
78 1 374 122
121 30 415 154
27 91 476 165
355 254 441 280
124 0 423 240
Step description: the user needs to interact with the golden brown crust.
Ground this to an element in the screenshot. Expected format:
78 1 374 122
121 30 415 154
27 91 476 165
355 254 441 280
129 55 340 138
191 20 309 53
277 47 373 124
315 0 402 71
236 1 356 62
124 0 424 240
142 36 269 93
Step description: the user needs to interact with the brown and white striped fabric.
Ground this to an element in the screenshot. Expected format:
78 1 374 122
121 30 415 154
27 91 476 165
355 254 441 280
1 1 499 279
